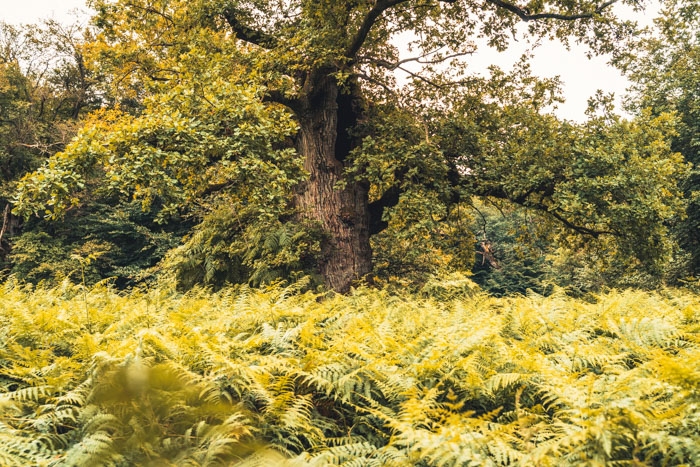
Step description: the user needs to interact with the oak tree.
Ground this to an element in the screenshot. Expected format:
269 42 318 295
14 0 687 291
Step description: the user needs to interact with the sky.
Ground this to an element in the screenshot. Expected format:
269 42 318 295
2 0 659 121
2 0 88 25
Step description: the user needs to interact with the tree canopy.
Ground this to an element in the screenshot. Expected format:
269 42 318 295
620 0 700 280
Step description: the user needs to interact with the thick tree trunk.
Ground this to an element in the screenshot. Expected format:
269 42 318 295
295 74 372 292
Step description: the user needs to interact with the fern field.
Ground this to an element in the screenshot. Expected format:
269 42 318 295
1 279 699 466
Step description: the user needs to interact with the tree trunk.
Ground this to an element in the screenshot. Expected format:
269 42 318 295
295 73 372 292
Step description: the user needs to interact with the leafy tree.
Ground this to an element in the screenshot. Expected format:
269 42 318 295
0 20 98 267
0 21 185 287
621 0 700 280
14 0 688 291
426 66 686 292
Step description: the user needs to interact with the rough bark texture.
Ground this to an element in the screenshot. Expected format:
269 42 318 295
295 74 372 292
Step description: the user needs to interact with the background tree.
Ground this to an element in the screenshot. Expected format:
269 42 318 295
621 0 700 282
14 0 688 292
0 20 186 286
429 67 686 294
0 20 95 267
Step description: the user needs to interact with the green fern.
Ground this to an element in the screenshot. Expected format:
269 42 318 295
1 282 699 465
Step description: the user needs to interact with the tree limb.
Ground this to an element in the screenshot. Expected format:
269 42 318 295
360 49 476 70
395 65 447 88
345 0 411 60
124 1 174 23
545 208 615 238
474 186 614 237
262 88 301 111
486 0 620 21
355 72 397 97
221 6 277 48
369 185 402 234
0 204 10 251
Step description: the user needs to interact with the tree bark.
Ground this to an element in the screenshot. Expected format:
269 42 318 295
295 73 372 292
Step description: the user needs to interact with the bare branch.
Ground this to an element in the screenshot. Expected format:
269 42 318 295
486 0 620 21
396 65 447 88
13 142 66 150
360 49 476 70
355 72 397 96
469 201 490 237
124 1 174 23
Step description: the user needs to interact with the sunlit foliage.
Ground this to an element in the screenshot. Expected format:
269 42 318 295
1 280 698 465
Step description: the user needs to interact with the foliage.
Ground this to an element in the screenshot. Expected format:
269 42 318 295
370 191 476 285
621 0 700 279
431 65 688 279
0 19 94 179
1 280 699 465
468 197 676 297
7 201 186 287
11 32 316 288
13 79 300 222
0 18 98 191
391 63 688 295
347 60 688 291
0 19 102 274
469 200 555 296
161 203 323 290
12 0 686 292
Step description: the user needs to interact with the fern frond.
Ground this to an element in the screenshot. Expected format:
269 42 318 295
308 441 377 465
0 430 64 466
1 385 54 402
485 372 529 395
2 282 699 464
60 431 124 466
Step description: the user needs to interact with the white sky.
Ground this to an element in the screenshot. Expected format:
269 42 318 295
1 0 88 25
464 37 628 121
2 0 659 121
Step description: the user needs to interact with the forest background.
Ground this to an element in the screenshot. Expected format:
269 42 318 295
1 0 698 295
0 0 696 295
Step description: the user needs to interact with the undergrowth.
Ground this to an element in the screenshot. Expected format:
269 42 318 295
0 279 698 466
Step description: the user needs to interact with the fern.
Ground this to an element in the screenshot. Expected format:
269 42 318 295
1 282 699 465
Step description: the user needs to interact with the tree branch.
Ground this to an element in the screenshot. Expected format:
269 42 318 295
345 0 411 60
369 185 402 234
124 1 174 23
262 89 301 111
545 208 614 238
0 204 10 251
395 65 447 88
199 182 236 199
486 0 620 21
474 186 614 238
355 72 397 97
360 48 476 70
221 7 277 48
